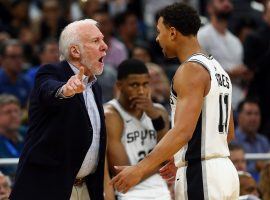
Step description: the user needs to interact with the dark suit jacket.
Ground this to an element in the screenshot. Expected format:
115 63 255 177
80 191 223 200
10 61 107 200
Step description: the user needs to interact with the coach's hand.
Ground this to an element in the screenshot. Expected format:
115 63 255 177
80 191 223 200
62 67 86 97
110 165 143 193
159 158 177 183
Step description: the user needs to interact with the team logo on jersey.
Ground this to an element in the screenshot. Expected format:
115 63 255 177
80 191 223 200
126 129 156 145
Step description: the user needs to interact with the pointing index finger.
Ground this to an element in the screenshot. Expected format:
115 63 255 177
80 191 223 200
77 67 84 80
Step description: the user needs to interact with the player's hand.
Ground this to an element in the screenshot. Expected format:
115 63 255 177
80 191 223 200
159 158 177 183
62 67 86 97
129 94 159 119
110 165 143 193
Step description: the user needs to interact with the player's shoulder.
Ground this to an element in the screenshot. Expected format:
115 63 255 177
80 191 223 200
104 102 124 126
176 61 210 79
173 61 210 92
104 103 118 116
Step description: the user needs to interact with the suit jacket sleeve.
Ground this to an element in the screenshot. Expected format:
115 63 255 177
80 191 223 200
34 64 69 107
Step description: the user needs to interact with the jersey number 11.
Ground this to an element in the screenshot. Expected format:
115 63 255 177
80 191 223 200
219 93 229 134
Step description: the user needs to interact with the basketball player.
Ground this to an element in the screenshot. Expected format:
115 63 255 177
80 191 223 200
110 3 239 200
104 59 171 200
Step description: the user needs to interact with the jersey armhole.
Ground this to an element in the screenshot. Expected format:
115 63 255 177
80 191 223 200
187 59 212 80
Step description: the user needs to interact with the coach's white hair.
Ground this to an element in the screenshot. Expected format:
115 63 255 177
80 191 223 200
59 19 98 61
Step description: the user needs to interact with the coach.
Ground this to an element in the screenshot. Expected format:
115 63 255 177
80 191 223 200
10 19 108 200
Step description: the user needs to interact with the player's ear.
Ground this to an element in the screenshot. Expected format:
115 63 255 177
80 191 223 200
169 27 177 40
70 45 80 59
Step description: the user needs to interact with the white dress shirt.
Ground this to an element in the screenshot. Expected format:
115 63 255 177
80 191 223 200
68 63 101 178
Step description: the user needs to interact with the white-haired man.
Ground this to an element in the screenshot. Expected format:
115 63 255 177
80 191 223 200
10 19 108 200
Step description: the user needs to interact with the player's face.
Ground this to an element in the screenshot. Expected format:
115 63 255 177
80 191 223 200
78 24 108 76
119 74 150 102
156 17 176 58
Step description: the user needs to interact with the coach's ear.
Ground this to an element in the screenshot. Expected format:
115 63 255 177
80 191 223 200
169 27 177 40
70 45 81 59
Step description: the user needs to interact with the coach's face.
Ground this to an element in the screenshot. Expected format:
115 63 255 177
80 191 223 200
78 24 108 76
156 17 177 59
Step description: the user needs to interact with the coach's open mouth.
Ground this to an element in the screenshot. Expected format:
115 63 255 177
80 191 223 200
98 56 105 64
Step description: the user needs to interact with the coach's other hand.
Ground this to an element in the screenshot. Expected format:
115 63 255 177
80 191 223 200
110 165 143 193
62 67 86 97
159 158 177 183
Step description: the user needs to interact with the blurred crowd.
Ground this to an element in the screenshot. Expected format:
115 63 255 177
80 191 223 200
0 0 270 199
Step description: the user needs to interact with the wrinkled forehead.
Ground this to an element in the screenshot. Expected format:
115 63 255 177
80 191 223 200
78 24 103 39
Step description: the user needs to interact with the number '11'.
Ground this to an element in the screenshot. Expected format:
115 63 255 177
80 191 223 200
219 93 229 134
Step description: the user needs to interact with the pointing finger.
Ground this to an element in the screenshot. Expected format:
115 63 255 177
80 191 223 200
77 67 84 80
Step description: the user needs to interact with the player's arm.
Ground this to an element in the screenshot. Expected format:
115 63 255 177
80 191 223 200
154 105 170 142
227 108 235 143
104 155 116 200
137 62 209 177
104 105 130 176
111 62 210 191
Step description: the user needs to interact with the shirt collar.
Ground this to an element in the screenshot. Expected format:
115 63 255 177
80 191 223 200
68 62 97 86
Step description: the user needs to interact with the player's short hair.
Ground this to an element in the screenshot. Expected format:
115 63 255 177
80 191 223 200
158 3 201 36
117 59 149 80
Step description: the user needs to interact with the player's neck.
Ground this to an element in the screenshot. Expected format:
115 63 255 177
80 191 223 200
176 38 202 63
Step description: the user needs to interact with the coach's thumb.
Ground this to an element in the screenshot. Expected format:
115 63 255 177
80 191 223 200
77 67 84 80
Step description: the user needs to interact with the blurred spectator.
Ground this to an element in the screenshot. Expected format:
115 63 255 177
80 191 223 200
229 0 264 33
229 143 247 171
198 0 252 109
0 171 11 200
97 65 117 103
114 10 144 57
7 1 30 38
80 0 105 19
0 32 10 44
92 10 128 69
239 171 260 198
243 0 270 138
143 0 179 39
131 44 170 112
0 94 27 177
25 39 59 88
259 163 270 200
233 98 270 179
32 0 69 43
0 39 31 107
234 17 257 44
18 25 37 66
